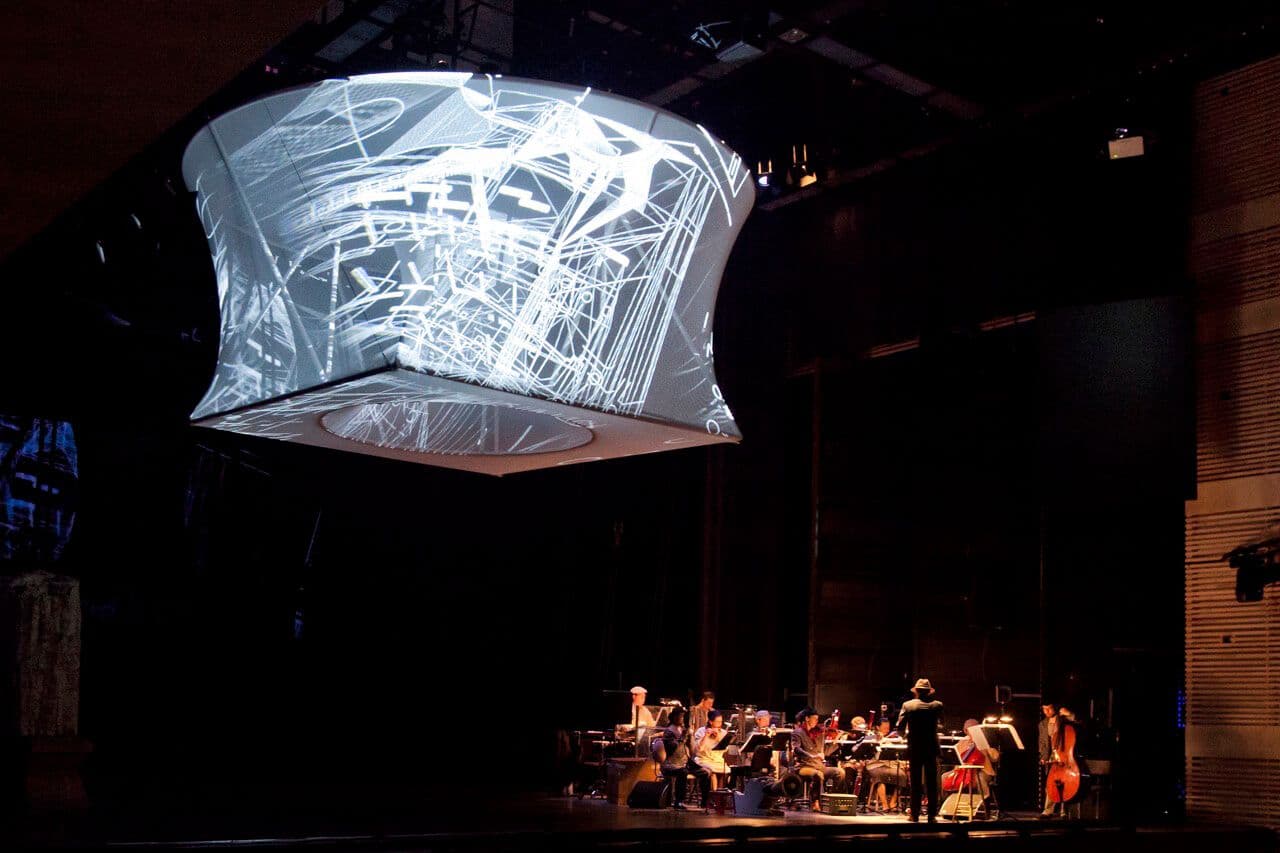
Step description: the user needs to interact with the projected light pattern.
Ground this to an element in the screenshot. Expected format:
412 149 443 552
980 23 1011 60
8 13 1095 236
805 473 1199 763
197 369 716 476
0 417 78 562
187 73 747 422
320 399 592 456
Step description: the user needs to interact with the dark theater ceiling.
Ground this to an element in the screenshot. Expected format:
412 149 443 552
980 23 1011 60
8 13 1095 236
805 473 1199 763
3 1 1279 261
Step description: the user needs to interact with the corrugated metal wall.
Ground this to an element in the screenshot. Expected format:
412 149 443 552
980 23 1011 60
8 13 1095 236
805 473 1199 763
1186 54 1280 827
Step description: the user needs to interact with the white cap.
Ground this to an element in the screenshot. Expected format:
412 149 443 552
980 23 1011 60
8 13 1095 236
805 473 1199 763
630 685 647 694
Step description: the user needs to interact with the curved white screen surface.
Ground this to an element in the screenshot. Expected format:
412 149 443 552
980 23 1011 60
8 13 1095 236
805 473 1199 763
183 73 751 474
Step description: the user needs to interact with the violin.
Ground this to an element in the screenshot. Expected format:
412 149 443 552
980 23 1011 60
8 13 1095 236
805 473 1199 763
1045 720 1082 804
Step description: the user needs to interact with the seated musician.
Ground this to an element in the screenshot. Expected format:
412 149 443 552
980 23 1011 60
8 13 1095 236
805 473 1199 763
791 708 847 810
730 707 772 745
838 716 871 803
628 685 657 732
736 709 779 781
942 718 998 799
864 719 908 811
693 709 730 790
749 709 775 739
654 708 710 809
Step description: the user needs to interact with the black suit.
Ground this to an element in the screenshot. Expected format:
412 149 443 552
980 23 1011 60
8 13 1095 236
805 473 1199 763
896 697 944 819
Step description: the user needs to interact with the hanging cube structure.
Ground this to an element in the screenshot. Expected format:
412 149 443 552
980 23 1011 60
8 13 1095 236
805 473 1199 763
182 73 752 474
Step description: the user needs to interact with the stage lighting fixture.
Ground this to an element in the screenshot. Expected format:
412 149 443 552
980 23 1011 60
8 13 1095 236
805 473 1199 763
182 73 753 475
1225 535 1280 602
756 159 773 187
790 143 817 187
1108 127 1144 159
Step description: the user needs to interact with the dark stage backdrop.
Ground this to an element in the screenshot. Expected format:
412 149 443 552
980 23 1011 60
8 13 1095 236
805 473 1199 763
0 30 1200 823
69 433 717 800
748 83 1196 814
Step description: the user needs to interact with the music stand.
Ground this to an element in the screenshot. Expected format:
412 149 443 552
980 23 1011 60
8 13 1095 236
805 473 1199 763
969 723 1024 820
711 727 736 750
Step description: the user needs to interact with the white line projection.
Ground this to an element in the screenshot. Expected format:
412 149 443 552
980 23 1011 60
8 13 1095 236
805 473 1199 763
182 73 751 470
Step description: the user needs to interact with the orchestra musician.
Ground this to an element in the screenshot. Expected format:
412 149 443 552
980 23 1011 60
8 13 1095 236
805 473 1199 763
628 685 657 732
749 708 775 739
732 707 776 749
943 718 998 800
693 709 730 790
689 691 715 737
1042 706 1083 819
791 708 847 810
838 715 871 807
869 717 897 741
896 677 944 823
1038 702 1060 817
863 717 908 811
655 708 710 810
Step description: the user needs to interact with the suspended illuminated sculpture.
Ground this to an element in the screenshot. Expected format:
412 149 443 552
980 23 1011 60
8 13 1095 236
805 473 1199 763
183 72 752 474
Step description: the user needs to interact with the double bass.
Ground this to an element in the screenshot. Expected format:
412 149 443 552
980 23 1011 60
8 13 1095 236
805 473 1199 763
1045 719 1082 805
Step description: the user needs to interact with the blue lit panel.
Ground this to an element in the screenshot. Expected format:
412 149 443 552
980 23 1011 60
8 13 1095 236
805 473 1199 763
0 417 78 562
183 73 752 474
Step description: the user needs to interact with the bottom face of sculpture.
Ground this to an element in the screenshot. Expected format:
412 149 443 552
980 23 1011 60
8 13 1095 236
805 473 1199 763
192 370 738 476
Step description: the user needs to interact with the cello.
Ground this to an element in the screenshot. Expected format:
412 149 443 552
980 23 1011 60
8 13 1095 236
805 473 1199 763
1045 718 1082 806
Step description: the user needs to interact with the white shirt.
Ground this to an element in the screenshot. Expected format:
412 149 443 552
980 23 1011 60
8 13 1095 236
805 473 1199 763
628 703 656 730
693 725 728 774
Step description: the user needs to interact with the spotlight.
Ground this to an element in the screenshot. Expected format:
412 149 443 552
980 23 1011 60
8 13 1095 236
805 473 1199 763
791 144 818 187
999 714 1014 724
1225 535 1280 602
983 715 998 724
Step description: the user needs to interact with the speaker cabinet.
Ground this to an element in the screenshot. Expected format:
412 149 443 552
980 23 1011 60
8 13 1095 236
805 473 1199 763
627 779 672 808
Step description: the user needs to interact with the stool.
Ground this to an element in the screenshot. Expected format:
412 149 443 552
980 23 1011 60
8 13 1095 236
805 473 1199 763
940 765 986 821
1085 759 1111 820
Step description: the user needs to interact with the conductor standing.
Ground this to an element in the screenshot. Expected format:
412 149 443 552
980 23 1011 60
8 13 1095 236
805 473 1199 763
896 678 944 822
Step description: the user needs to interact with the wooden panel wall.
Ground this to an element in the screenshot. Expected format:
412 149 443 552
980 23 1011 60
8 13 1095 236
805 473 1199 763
1186 53 1280 828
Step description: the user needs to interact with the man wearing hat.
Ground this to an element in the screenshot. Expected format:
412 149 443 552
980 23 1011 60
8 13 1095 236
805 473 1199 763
791 707 847 810
628 685 657 732
896 678 944 822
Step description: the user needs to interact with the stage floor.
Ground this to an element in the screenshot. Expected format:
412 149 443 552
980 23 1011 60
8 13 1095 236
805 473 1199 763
18 793 1273 851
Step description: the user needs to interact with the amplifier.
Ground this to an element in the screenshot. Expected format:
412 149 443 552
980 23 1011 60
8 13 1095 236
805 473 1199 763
820 793 859 815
